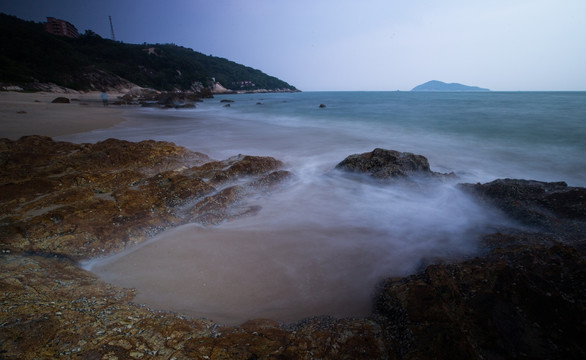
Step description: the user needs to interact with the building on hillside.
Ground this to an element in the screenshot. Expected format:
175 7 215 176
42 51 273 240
45 17 79 38
232 80 256 88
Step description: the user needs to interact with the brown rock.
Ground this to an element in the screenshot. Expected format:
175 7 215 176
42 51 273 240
0 254 216 359
0 136 289 259
335 148 454 181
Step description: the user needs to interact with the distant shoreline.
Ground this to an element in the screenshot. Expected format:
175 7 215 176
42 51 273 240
3 89 584 141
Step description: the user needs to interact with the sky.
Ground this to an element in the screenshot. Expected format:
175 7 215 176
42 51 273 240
1 0 585 91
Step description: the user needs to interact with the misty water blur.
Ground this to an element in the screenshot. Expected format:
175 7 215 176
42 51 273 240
86 173 509 325
72 91 586 325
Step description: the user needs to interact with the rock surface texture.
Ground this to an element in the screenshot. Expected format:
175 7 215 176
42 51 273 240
1 144 584 359
0 136 291 259
335 148 454 181
460 179 586 235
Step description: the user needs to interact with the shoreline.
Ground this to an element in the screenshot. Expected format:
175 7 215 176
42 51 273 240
0 90 128 140
0 133 584 358
1 92 585 358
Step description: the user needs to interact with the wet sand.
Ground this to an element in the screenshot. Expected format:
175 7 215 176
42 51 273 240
0 91 127 139
88 223 387 325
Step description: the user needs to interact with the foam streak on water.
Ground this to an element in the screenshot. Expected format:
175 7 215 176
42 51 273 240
71 91 586 325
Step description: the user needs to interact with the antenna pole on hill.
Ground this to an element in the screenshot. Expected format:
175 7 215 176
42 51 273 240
109 16 116 41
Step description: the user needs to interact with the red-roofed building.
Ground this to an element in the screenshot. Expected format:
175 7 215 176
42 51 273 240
45 17 79 38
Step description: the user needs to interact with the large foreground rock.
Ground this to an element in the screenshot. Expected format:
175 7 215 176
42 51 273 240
372 178 585 359
375 231 586 359
0 136 291 259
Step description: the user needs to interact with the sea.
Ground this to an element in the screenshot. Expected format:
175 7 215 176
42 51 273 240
63 91 586 325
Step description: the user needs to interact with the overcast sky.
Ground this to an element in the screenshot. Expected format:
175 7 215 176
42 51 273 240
1 0 585 91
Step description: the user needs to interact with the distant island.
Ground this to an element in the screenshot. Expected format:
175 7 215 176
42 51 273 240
411 80 490 92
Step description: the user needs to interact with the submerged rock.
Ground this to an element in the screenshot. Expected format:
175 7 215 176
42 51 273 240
335 148 454 180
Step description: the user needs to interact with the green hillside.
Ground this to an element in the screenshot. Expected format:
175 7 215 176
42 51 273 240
0 13 297 92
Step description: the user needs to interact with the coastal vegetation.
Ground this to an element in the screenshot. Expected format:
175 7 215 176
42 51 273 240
0 13 297 92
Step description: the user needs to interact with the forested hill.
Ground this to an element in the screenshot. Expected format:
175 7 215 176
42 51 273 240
411 80 489 92
0 13 298 92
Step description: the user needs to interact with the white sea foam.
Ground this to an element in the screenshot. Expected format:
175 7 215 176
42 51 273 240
62 91 586 324
88 176 509 325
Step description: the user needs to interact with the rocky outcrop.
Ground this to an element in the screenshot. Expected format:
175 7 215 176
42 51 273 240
371 178 585 359
120 89 205 108
0 136 291 259
69 67 138 92
374 231 585 359
0 253 215 358
459 179 586 235
334 150 585 358
335 148 455 181
212 82 229 94
1 142 585 359
6 68 138 94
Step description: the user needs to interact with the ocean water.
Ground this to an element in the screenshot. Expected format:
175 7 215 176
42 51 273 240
66 91 586 325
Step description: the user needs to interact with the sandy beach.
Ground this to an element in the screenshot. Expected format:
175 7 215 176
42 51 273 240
0 91 127 140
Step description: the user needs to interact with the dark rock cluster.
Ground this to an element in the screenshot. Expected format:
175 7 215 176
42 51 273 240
119 89 209 109
375 233 585 359
1 144 584 359
460 179 586 235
